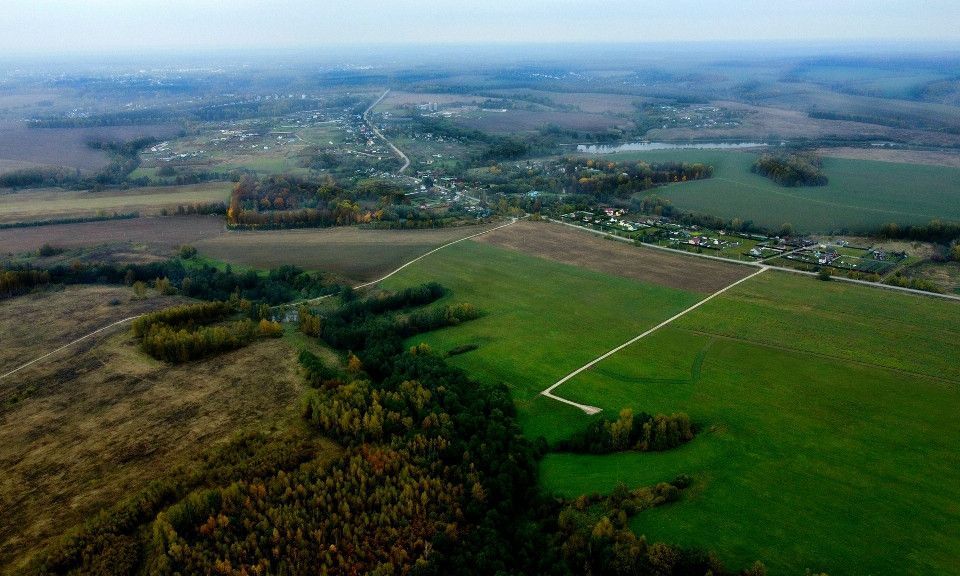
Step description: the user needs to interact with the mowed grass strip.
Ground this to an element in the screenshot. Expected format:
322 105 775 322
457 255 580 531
194 224 504 283
473 219 752 294
541 271 960 575
614 149 960 232
379 240 702 438
0 182 232 223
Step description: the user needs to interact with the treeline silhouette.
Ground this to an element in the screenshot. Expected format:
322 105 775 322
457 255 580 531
751 152 828 187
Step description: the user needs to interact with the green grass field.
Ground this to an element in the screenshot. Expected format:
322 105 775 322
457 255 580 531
539 271 960 575
614 149 960 233
379 240 701 438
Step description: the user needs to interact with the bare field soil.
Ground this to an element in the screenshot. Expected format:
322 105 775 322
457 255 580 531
194 223 499 281
0 123 180 174
0 215 225 255
0 182 232 223
0 324 307 572
0 286 188 372
473 220 751 293
818 147 960 168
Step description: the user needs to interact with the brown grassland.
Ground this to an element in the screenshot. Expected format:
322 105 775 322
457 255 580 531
0 287 316 573
0 123 180 175
473 220 752 293
817 146 960 168
0 286 188 371
0 216 225 255
194 223 501 281
0 182 232 223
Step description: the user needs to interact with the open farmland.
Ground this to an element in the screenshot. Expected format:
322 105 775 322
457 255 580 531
614 149 960 232
538 271 960 575
194 224 502 282
0 182 230 223
379 239 707 438
0 216 224 255
474 220 751 293
0 123 180 175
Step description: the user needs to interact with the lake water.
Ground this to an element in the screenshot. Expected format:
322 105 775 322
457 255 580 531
576 141 768 153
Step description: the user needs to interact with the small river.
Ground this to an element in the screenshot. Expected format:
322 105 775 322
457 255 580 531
576 141 768 153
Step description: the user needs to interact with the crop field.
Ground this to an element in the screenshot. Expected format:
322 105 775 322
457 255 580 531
379 239 707 438
474 220 751 293
0 182 231 223
0 215 225 255
613 149 960 232
0 287 320 572
538 271 960 575
194 224 502 282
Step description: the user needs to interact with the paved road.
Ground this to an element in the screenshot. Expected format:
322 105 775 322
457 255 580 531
540 267 770 414
363 89 410 174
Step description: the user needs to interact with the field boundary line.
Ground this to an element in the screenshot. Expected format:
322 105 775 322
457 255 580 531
280 218 520 308
540 267 769 415
0 316 139 380
546 218 960 302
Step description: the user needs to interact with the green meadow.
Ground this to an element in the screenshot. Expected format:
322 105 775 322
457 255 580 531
541 271 960 575
379 240 701 438
613 149 960 233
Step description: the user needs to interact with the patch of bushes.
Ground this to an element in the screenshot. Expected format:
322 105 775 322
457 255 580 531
751 152 828 187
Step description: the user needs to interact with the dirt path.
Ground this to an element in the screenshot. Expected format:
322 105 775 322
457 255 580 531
540 267 769 414
1 219 520 380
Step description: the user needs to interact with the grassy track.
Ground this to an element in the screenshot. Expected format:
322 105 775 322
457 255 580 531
379 240 701 438
614 149 960 232
540 270 960 575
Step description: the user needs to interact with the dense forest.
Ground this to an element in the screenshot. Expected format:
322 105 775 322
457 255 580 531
751 152 828 187
30 284 780 576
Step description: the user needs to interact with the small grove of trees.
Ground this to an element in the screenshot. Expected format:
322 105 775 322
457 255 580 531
565 158 714 201
875 219 960 245
0 269 51 299
131 301 281 363
554 408 694 453
557 479 776 576
751 152 828 187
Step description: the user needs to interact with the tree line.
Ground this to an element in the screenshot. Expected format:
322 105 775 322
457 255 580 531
565 158 714 201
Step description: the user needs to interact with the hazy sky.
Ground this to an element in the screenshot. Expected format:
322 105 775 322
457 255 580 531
4 0 960 55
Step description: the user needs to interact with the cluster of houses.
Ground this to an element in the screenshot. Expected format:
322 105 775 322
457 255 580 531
562 208 651 233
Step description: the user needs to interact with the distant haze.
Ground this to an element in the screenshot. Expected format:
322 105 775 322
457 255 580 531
3 0 960 56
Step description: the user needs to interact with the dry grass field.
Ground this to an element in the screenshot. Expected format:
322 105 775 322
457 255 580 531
0 285 187 372
474 220 751 293
0 215 225 255
194 223 501 281
0 123 180 175
818 147 960 168
0 288 310 572
0 182 231 223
